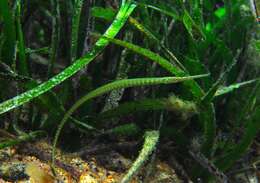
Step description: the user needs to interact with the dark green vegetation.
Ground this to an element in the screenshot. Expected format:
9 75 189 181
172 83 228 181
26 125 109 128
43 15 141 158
0 0 259 182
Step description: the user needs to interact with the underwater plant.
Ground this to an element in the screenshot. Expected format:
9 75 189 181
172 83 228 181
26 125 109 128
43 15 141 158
0 0 259 182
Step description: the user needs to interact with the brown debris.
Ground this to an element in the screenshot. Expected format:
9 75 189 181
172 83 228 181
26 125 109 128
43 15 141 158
0 140 183 183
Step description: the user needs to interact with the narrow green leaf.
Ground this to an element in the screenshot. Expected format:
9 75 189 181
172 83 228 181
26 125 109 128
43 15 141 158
92 7 186 71
71 0 84 62
183 10 193 37
201 51 240 103
136 2 180 20
91 6 116 21
215 107 260 171
0 131 46 149
91 7 186 74
182 10 205 39
128 17 187 71
48 0 60 77
0 0 16 65
0 2 137 115
94 33 183 75
16 0 29 76
199 103 216 156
